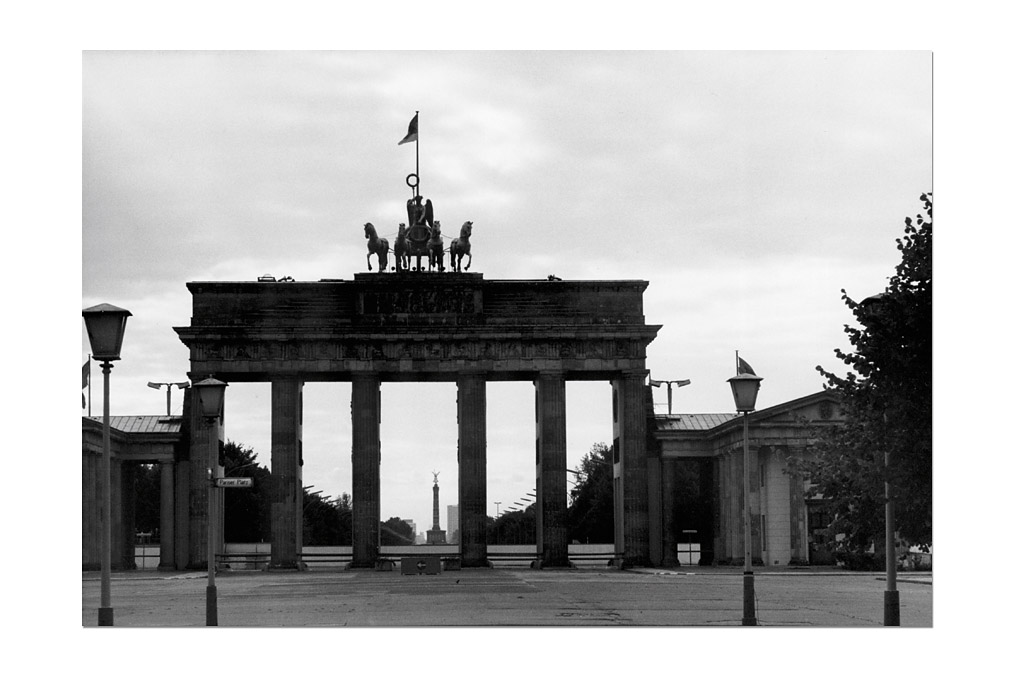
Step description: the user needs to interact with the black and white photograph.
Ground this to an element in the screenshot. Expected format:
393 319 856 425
79 48 933 626
11 3 1010 670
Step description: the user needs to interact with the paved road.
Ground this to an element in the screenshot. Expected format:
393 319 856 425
82 566 932 628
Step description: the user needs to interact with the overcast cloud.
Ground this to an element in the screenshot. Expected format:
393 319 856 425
82 50 931 532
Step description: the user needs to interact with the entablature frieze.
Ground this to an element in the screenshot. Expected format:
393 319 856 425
179 331 657 380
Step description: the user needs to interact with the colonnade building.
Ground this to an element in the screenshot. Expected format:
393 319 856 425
82 274 842 571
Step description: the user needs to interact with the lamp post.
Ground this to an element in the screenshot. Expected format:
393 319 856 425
859 294 901 627
147 380 190 416
192 376 228 627
82 303 131 627
649 378 691 415
884 426 900 626
728 365 762 626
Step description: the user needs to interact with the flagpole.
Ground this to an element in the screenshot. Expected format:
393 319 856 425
415 110 420 196
88 354 92 417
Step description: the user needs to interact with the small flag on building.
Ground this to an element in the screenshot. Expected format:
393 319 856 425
82 359 90 409
398 113 418 145
737 355 756 376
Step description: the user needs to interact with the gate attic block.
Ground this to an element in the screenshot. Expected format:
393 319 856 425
175 274 659 382
174 273 661 568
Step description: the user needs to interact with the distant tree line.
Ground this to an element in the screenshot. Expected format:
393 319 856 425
133 439 625 549
130 441 357 546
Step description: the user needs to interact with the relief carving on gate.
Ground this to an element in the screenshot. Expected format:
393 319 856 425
361 288 479 315
194 336 644 369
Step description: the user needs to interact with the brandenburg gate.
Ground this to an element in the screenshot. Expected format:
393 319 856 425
174 273 660 569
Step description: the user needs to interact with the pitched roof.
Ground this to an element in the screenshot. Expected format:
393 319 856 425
84 415 182 434
655 413 737 432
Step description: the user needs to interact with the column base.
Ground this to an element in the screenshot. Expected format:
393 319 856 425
98 607 113 626
532 558 574 569
206 585 218 626
268 562 305 571
884 590 900 626
345 561 380 570
742 571 757 626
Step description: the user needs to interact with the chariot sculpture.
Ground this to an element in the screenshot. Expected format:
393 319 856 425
361 112 475 274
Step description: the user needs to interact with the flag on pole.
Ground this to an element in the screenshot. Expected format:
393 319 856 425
398 113 418 145
82 359 90 409
737 355 756 376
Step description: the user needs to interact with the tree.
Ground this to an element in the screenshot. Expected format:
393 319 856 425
222 440 272 543
303 491 352 546
567 442 614 544
380 516 416 545
798 193 932 563
330 493 353 546
487 506 535 545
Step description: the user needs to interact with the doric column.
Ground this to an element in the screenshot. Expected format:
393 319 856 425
457 373 488 566
659 457 679 567
187 383 215 569
82 452 100 570
789 466 807 564
270 377 303 569
111 457 123 569
535 373 569 567
611 371 650 567
647 451 662 566
158 460 176 570
745 440 761 566
701 458 717 566
120 462 136 569
726 449 741 563
350 375 381 568
174 458 191 570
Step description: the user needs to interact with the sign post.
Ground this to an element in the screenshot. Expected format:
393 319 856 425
215 477 253 488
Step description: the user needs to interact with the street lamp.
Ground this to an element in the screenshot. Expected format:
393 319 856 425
650 378 691 415
82 303 131 627
861 293 901 627
192 376 228 627
728 360 762 627
147 381 190 416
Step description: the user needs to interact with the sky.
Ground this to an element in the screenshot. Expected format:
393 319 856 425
80 50 933 534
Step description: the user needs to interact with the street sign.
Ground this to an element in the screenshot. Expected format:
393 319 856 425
215 477 253 488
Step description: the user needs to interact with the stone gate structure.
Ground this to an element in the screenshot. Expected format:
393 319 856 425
173 273 661 569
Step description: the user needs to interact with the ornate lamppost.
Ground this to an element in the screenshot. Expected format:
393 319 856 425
82 303 131 626
192 376 228 626
728 362 762 626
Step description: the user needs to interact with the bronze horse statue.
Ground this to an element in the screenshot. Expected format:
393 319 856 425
449 221 473 272
363 222 389 272
428 221 444 272
394 223 409 272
